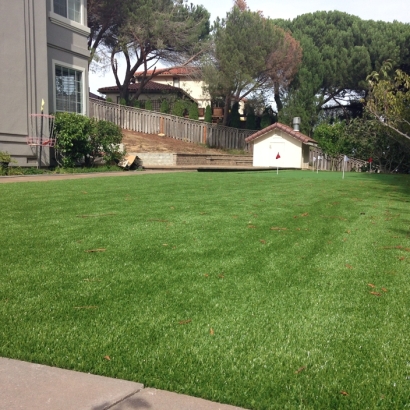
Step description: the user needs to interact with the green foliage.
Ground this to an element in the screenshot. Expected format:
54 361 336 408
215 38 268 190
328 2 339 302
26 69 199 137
204 105 212 123
145 100 153 111
89 120 124 165
366 61 410 143
133 99 141 108
273 11 410 134
230 102 241 128
160 100 170 114
245 105 256 130
314 121 348 169
119 98 126 106
188 103 199 120
0 151 11 163
203 5 296 125
54 113 93 167
91 0 210 104
171 99 188 117
260 108 272 129
54 113 123 167
106 97 113 103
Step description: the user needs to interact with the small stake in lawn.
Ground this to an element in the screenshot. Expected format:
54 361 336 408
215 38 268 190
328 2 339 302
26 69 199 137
343 155 349 179
276 152 280 174
317 155 322 173
312 156 316 172
369 157 373 173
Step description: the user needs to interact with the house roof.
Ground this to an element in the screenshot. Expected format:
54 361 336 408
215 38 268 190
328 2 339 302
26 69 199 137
134 66 200 78
245 122 318 145
98 81 197 103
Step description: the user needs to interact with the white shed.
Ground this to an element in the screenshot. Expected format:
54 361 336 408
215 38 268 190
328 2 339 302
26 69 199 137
245 122 318 169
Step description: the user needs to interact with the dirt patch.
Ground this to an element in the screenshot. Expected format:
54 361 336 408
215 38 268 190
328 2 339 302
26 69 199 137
122 129 227 154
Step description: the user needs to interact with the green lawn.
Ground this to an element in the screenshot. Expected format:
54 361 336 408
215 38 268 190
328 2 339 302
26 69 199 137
1 171 409 409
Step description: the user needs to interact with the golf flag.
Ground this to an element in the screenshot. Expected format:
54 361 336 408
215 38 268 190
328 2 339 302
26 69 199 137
344 155 349 162
342 155 349 179
41 99 45 112
276 152 281 159
368 157 373 163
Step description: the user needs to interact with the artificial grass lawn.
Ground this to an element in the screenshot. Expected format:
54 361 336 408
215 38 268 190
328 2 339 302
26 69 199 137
1 170 409 409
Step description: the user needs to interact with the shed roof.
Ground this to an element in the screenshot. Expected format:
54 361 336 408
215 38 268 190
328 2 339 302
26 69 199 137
245 122 317 145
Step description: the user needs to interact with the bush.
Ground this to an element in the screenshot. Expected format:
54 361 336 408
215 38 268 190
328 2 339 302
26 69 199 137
106 97 113 103
205 105 212 123
54 113 123 167
160 100 170 113
188 103 199 120
145 100 153 111
230 102 241 128
245 105 256 130
54 112 93 167
171 99 188 117
89 120 124 165
260 108 271 129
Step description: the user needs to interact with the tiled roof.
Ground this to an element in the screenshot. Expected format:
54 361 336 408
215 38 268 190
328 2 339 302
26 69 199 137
134 66 200 78
245 122 317 145
98 81 184 93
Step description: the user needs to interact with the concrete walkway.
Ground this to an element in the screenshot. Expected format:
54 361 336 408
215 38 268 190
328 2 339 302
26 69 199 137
0 358 248 410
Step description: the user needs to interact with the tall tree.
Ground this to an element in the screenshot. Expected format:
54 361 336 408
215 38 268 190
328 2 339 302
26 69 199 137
202 2 301 125
89 0 210 103
273 11 410 134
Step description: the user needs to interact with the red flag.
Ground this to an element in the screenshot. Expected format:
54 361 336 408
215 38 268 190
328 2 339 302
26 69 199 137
368 157 373 163
276 152 281 159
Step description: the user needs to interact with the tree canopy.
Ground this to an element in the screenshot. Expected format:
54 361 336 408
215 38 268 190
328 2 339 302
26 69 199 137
273 11 410 134
366 61 410 143
88 0 210 103
202 1 301 125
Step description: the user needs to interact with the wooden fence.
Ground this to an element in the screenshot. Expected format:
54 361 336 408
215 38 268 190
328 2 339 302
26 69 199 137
309 147 367 172
89 98 255 152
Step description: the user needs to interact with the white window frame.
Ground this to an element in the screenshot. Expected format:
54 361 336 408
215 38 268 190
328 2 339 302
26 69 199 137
52 60 86 115
49 0 90 35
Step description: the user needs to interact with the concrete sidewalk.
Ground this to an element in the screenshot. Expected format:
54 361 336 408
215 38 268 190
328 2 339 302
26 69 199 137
0 358 248 410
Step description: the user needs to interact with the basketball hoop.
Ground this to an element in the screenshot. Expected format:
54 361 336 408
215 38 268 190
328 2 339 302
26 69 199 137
26 114 56 147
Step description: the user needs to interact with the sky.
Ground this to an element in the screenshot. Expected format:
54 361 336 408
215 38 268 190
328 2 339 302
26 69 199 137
89 0 409 94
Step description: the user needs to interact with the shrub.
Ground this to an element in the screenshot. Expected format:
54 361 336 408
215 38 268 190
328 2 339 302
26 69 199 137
54 112 93 167
160 100 170 113
205 105 212 123
119 98 127 106
171 99 187 117
245 105 256 130
133 100 141 108
260 108 271 129
106 97 113 103
145 100 153 111
54 113 123 167
188 103 199 120
230 102 241 128
89 120 124 165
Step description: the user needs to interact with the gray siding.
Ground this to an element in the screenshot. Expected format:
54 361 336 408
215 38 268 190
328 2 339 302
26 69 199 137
0 0 89 167
0 1 50 166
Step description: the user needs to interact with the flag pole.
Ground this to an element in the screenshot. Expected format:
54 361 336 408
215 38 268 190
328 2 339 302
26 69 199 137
342 157 345 179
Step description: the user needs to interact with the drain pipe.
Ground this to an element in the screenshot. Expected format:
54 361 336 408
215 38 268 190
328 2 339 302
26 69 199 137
292 117 301 132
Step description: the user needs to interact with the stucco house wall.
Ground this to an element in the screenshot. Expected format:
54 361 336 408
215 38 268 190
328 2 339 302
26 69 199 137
0 0 90 167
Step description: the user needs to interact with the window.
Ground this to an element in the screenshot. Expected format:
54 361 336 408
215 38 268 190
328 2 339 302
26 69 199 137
55 64 83 114
173 77 180 88
53 0 81 23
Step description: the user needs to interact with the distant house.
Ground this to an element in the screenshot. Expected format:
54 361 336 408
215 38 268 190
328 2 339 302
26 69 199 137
245 122 317 169
98 81 196 111
0 0 90 167
134 67 211 109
